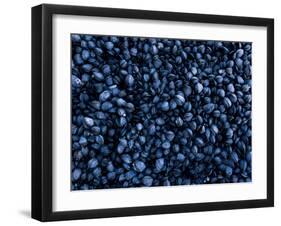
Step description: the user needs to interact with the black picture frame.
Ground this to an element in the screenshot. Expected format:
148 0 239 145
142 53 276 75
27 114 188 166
32 4 274 222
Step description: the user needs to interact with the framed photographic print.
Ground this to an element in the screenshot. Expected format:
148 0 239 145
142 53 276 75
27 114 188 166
32 4 274 221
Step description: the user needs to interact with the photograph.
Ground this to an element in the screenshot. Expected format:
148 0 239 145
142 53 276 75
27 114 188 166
71 34 252 190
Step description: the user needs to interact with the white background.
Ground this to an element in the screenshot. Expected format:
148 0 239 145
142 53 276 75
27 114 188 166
53 15 267 211
0 0 279 225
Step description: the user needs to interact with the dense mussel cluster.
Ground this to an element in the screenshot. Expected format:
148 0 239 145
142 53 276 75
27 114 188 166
71 34 252 190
